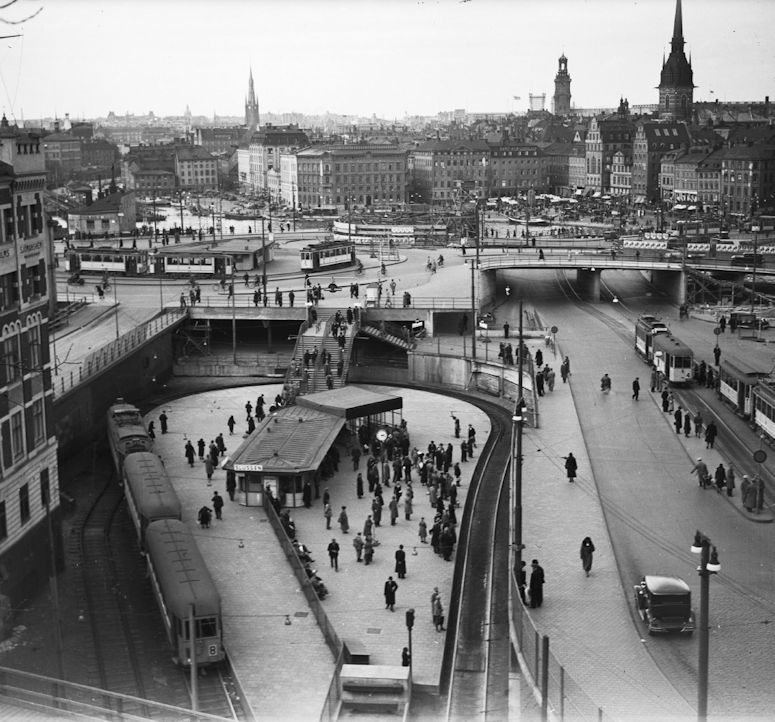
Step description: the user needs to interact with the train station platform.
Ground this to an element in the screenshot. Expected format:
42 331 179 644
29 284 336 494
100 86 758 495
144 384 491 720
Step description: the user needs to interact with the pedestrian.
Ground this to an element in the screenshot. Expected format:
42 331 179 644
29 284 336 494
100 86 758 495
147 421 155 440
338 506 349 534
364 534 375 564
159 411 168 434
453 415 460 438
694 412 704 438
661 389 670 412
580 537 595 577
529 560 545 608
719 315 726 333
545 366 556 392
226 470 236 501
395 544 407 579
205 455 214 482
353 532 364 562
327 538 340 571
704 420 718 449
560 356 571 383
714 463 727 494
503 321 510 338
650 366 658 393
198 505 212 528
185 440 195 467
402 647 411 667
632 377 640 401
690 457 710 488
389 496 399 525
517 560 527 605
211 491 224 520
674 407 683 434
535 370 545 396
683 411 692 438
726 463 736 497
216 433 226 456
197 437 206 461
324 502 333 529
432 590 445 632
364 514 373 537
384 576 398 611
351 445 362 470
302 480 312 508
227 415 236 435
418 517 428 543
535 348 543 368
713 345 721 366
404 494 413 521
564 452 578 483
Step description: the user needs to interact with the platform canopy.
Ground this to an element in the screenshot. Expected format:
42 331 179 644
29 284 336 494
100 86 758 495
224 405 345 474
296 386 402 420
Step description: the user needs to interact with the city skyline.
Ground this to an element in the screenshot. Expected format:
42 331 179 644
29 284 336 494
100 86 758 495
0 0 773 123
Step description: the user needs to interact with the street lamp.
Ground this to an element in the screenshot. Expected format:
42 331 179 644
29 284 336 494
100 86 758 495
690 530 721 721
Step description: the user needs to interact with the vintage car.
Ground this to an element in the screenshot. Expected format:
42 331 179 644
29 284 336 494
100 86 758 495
634 575 695 635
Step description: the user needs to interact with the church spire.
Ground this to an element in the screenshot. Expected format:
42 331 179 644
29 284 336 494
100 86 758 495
671 0 684 54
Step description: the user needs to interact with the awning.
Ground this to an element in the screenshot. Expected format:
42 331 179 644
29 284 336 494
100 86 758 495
634 196 646 204
296 386 402 420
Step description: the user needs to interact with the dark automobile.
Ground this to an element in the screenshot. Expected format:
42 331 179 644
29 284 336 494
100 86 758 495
729 311 769 330
730 252 764 267
634 575 695 635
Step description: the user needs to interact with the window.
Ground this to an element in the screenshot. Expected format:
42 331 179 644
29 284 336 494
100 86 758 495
40 467 50 507
3 335 20 383
0 501 5 539
11 410 24 459
19 483 30 523
31 399 44 445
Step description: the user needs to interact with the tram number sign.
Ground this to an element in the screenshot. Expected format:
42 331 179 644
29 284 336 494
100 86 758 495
208 644 218 657
753 449 767 464
551 326 558 334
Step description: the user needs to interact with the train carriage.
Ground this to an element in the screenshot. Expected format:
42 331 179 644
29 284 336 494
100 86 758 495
752 381 775 447
122 452 182 549
651 333 693 385
66 248 150 276
300 240 356 271
718 359 771 418
635 315 669 361
144 519 224 667
107 398 153 473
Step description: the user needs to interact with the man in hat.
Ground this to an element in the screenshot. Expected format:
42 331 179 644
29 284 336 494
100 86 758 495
529 560 545 608
690 458 709 488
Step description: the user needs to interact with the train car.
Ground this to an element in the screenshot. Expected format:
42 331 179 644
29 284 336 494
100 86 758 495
66 248 150 276
752 381 775 446
144 519 224 667
651 333 694 385
300 240 355 271
107 398 153 473
122 452 182 549
718 359 772 418
635 315 669 361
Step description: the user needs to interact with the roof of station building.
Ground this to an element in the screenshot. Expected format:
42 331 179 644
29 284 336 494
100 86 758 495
224 405 345 474
296 387 402 420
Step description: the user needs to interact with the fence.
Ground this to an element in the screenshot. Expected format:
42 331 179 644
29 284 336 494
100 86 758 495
52 309 185 399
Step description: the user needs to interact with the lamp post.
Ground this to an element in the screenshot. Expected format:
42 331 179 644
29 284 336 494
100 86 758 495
469 258 477 361
690 530 721 721
405 608 415 677
230 254 237 364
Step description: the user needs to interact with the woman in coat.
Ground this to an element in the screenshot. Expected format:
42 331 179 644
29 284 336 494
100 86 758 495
580 537 595 577
564 453 578 483
714 464 727 494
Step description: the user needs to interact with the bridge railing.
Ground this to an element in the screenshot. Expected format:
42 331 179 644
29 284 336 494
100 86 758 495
52 309 186 399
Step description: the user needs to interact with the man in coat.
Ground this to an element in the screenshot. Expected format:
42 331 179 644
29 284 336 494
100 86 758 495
564 453 578 483
394 545 407 579
327 538 340 572
529 559 545 608
384 576 398 611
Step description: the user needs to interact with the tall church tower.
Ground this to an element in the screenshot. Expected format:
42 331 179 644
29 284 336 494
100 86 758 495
245 68 260 130
553 54 572 116
658 0 694 120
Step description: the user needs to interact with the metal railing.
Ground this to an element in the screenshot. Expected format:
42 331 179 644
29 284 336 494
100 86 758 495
52 309 186 399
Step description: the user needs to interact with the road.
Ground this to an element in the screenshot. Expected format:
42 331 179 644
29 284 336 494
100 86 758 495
498 265 775 717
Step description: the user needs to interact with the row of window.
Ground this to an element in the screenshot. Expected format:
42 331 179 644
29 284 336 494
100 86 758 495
0 264 46 310
0 468 49 541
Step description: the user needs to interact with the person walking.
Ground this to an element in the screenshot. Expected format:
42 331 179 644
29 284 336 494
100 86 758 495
211 491 224 520
226 470 236 501
324 502 333 529
694 412 704 438
197 438 206 461
726 463 736 497
560 356 571 383
147 421 156 440
713 345 721 366
418 517 428 543
683 411 692 438
302 480 312 508
650 366 658 392
705 420 718 449
205 455 214 483
389 496 399 526
661 388 670 412
356 473 364 499
529 560 545 608
432 591 445 632
384 576 398 611
714 463 727 494
227 415 236 435
690 458 710 488
363 514 374 538
159 411 168 434
364 534 375 565
674 407 683 434
185 440 195 467
395 544 407 579
353 532 364 562
198 506 212 529
631 377 640 401
351 445 361 470
564 452 578 483
580 537 595 577
327 538 340 571
338 506 349 534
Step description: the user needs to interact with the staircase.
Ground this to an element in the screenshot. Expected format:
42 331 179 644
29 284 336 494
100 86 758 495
359 321 414 350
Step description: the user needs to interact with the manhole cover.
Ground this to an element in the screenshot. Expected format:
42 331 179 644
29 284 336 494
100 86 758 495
366 627 381 635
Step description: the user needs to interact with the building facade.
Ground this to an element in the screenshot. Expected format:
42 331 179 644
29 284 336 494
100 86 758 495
585 106 635 194
488 143 549 196
67 191 137 237
720 145 775 216
247 125 310 195
631 121 690 202
411 139 489 205
174 146 218 191
0 118 61 618
610 150 633 198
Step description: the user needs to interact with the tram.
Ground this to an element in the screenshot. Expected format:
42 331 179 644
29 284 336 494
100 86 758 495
107 398 153 473
651 333 694 385
300 240 356 271
144 519 225 667
718 359 772 418
66 247 150 276
751 381 775 446
634 315 669 361
122 452 182 549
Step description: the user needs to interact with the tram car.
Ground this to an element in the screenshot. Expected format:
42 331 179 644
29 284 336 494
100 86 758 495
66 247 150 276
300 240 356 272
634 315 669 361
752 380 775 446
107 398 153 473
144 519 224 667
122 452 182 549
651 333 694 385
718 359 772 418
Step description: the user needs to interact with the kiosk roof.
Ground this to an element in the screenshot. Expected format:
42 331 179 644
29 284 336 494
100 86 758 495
296 387 402 420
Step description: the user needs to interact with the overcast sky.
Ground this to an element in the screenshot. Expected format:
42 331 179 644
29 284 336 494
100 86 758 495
1 0 773 121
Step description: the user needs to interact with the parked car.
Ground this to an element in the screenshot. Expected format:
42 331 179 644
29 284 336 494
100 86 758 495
730 252 764 267
729 311 770 330
634 576 695 635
